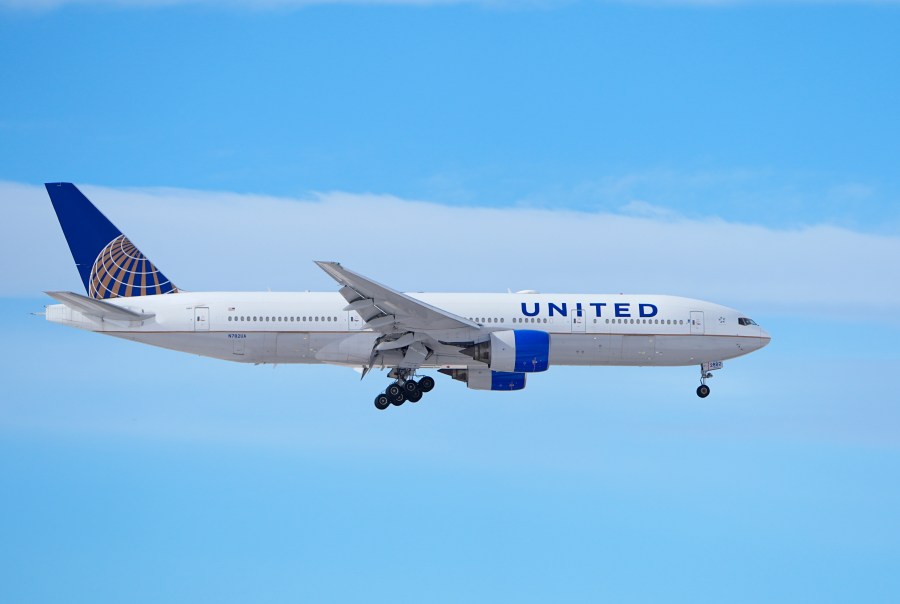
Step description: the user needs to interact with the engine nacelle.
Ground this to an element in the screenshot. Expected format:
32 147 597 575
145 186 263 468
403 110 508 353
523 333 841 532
439 368 526 391
460 329 550 373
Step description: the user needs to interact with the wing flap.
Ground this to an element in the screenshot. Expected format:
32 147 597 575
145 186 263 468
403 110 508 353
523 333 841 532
315 261 479 333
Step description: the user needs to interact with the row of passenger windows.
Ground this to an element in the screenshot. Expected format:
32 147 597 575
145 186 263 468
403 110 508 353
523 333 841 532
227 315 339 323
473 317 684 325
601 318 684 325
227 314 684 326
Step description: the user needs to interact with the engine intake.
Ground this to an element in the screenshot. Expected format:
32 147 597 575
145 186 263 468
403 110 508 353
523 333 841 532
460 329 550 373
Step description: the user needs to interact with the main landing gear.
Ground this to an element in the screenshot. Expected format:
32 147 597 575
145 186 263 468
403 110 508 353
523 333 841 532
374 375 436 410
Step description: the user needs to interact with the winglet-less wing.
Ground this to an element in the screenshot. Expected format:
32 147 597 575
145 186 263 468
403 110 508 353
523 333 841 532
314 261 479 333
45 291 155 322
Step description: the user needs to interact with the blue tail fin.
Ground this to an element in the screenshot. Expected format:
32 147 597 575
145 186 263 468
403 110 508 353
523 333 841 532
46 183 179 299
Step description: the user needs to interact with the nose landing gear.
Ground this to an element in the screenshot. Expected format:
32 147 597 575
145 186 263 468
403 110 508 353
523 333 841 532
696 361 723 398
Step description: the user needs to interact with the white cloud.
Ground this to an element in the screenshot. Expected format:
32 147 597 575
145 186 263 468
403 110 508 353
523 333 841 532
4 180 899 321
618 200 680 220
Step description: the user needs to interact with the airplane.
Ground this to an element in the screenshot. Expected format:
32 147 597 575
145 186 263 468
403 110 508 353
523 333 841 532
42 182 771 409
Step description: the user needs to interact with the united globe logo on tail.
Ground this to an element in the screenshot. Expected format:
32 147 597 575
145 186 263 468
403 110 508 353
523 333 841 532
89 234 178 299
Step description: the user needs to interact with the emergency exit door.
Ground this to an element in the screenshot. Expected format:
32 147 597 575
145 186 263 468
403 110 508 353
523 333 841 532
194 307 210 331
571 313 585 333
690 311 704 335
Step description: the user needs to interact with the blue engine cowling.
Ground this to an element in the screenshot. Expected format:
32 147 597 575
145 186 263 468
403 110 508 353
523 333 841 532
439 368 527 391
460 330 550 373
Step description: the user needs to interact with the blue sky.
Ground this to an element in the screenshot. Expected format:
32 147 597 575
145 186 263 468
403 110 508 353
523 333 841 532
2 1 900 602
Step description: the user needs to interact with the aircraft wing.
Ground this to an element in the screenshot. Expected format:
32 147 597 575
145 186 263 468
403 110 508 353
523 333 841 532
45 290 155 322
315 261 479 333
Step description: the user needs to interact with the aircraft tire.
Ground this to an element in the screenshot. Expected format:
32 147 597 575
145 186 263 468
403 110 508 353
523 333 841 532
696 385 711 398
418 376 435 392
390 391 406 406
374 394 391 410
407 390 423 403
403 380 420 395
386 383 403 397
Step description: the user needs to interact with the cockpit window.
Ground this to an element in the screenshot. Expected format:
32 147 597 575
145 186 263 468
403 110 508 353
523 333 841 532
738 317 758 326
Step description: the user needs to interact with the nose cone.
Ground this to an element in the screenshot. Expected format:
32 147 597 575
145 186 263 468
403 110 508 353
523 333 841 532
758 326 772 348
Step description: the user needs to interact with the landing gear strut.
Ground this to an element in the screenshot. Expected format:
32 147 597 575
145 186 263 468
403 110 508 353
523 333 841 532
696 362 717 398
373 371 436 410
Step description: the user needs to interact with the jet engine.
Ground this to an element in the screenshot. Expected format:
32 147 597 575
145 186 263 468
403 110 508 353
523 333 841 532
459 329 550 373
439 368 526 391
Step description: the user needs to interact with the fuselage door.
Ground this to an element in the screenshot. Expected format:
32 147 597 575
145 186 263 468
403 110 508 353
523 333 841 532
194 306 210 331
348 311 363 331
690 310 704 335
571 312 586 333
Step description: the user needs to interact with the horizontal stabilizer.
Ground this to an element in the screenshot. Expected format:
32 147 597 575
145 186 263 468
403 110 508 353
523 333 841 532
45 291 155 322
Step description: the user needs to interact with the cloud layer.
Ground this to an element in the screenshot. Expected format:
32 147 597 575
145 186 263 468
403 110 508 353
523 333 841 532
4 180 897 321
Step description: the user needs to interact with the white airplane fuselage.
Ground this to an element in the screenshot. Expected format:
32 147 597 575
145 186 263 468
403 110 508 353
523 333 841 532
46 291 770 369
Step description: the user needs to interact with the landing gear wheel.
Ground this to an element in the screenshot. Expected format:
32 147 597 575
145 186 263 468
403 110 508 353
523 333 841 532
418 376 435 393
390 391 407 406
407 390 423 403
697 384 711 398
374 394 391 410
403 380 420 396
386 383 403 398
